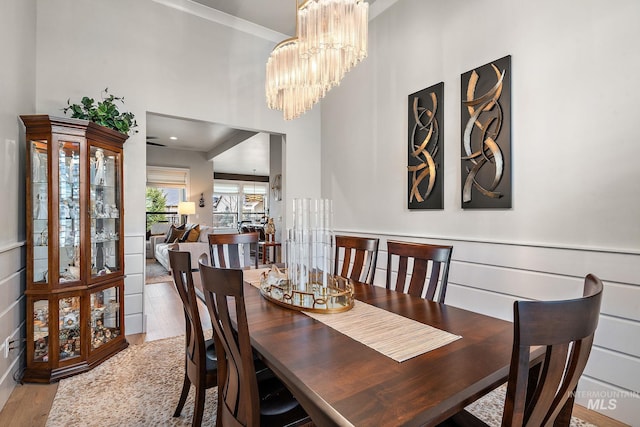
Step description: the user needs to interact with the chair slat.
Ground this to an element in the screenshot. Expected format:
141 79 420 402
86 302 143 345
408 258 428 297
396 257 409 293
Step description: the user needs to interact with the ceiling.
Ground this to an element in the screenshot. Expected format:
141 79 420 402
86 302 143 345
146 0 377 175
191 0 377 36
146 112 270 175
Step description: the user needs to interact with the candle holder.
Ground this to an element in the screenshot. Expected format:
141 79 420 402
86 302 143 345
259 266 354 314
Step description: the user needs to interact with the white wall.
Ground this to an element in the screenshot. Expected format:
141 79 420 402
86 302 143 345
0 0 36 410
147 146 214 225
270 134 284 244
34 0 322 334
324 0 639 250
322 0 640 423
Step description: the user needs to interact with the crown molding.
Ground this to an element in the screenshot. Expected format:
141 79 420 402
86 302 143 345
152 0 398 44
369 0 400 20
151 0 289 43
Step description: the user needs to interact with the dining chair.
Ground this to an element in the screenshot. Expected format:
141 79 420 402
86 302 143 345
198 260 311 427
443 274 604 427
385 240 453 303
168 249 217 427
208 232 259 269
334 235 379 285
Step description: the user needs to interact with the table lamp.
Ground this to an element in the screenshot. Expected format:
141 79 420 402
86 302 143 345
177 201 196 224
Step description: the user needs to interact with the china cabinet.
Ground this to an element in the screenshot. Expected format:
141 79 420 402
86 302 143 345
21 115 128 383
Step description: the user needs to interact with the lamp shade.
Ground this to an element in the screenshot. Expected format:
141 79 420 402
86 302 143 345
177 201 196 216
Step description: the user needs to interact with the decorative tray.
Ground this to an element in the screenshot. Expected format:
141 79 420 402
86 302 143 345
259 267 354 314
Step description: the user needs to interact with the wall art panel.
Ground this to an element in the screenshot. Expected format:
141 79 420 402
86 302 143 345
408 82 444 210
460 55 511 209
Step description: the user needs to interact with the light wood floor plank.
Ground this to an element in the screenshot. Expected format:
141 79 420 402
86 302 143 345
0 382 57 427
573 405 630 427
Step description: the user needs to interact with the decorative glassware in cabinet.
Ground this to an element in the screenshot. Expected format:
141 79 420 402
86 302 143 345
33 300 49 362
58 296 81 361
90 146 122 277
90 286 121 350
58 140 81 283
31 140 49 284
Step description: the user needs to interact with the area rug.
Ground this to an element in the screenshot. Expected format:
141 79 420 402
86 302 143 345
46 336 216 426
145 259 173 284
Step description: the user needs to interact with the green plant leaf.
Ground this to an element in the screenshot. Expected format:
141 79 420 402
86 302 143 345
62 88 138 135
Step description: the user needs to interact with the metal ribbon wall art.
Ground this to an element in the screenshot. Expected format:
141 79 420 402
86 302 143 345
408 82 444 209
461 55 512 208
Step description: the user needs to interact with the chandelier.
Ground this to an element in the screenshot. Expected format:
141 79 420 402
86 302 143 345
266 0 369 120
245 169 263 203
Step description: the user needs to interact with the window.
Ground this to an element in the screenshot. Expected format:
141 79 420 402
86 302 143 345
213 180 268 229
146 166 189 228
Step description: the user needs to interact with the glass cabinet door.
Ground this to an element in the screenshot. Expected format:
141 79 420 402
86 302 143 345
58 141 81 283
58 296 81 361
90 146 122 278
33 299 50 362
90 286 121 350
31 140 49 284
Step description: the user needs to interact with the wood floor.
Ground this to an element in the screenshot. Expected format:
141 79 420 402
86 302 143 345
0 265 629 427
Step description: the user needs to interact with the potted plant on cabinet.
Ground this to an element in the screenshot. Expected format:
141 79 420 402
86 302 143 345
63 87 138 135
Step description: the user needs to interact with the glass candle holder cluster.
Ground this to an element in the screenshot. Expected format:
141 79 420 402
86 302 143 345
286 198 334 292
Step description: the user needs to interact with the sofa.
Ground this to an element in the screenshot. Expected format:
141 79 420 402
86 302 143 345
146 222 172 259
153 224 221 271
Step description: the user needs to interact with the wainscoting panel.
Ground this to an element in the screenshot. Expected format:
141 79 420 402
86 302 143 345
124 253 144 275
450 241 638 284
0 245 24 281
446 284 520 321
124 314 143 336
585 347 640 395
0 271 24 351
124 273 143 295
448 261 584 301
599 281 640 321
595 315 640 357
124 235 144 256
123 234 145 335
336 230 640 425
0 244 26 412
0 272 24 318
124 293 143 316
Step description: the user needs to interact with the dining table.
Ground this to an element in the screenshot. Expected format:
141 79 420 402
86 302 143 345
201 268 522 427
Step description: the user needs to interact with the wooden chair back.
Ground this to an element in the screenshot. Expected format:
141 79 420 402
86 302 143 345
334 235 379 285
502 274 604 426
385 240 453 303
208 232 259 269
168 249 217 425
198 262 260 427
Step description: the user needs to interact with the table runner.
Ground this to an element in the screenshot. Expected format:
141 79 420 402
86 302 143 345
244 269 462 363
304 301 461 362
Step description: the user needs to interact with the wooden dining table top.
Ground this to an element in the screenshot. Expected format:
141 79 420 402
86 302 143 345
234 276 516 427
